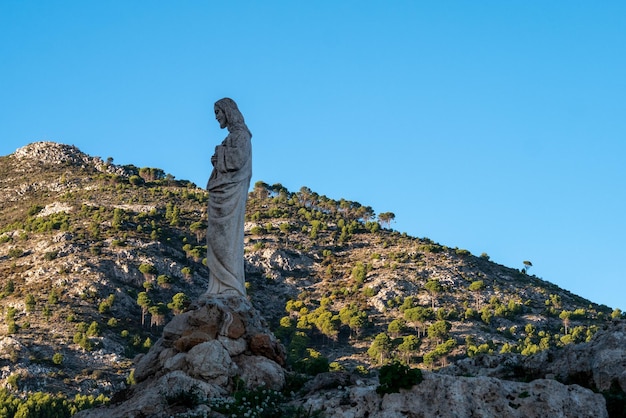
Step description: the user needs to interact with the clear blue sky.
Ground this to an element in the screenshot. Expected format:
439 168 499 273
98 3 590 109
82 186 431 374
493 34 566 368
1 1 624 311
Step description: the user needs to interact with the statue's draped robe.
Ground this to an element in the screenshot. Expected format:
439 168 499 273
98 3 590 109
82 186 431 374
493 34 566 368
206 125 252 296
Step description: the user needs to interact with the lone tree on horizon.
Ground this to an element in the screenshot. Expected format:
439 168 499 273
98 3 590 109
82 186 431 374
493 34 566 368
523 260 533 274
378 212 395 229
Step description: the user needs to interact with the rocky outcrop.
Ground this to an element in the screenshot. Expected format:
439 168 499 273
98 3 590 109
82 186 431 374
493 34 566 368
76 295 286 418
13 141 132 176
441 321 626 396
298 374 607 418
528 321 626 393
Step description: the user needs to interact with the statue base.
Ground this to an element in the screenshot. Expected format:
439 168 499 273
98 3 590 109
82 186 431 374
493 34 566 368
76 295 286 417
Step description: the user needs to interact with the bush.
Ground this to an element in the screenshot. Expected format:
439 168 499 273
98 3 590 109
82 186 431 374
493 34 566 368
181 266 192 278
376 361 423 395
52 352 64 365
44 251 58 261
129 175 144 186
138 263 157 277
27 204 44 216
250 225 264 235
293 348 329 376
8 248 23 259
86 321 100 337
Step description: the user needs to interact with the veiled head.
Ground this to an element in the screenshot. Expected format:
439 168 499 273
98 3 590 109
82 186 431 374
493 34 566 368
214 98 246 130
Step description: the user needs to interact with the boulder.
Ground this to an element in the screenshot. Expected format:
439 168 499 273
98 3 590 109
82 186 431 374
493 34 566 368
234 355 285 390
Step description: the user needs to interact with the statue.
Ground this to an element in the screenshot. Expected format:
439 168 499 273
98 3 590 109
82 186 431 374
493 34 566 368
204 98 252 297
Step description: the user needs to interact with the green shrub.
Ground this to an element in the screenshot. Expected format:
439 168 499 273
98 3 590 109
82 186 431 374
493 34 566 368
27 204 44 216
52 352 64 365
376 361 423 395
293 348 329 376
44 251 58 261
6 373 21 389
86 321 100 337
250 225 264 235
129 175 144 186
8 248 23 259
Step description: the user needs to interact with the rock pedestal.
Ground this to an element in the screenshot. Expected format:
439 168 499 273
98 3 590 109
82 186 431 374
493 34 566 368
76 295 286 418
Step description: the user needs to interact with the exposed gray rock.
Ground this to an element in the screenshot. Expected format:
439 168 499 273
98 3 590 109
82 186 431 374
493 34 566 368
14 141 134 176
75 370 224 418
301 370 355 394
186 340 237 385
299 374 607 418
234 355 285 390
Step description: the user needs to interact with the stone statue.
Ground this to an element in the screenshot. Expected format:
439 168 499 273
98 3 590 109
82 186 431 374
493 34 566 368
204 98 252 296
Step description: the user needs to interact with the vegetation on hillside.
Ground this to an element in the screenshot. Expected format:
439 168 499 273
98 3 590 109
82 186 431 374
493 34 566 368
0 142 621 415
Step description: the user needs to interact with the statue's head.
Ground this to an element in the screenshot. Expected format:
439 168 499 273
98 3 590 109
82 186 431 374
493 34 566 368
214 98 246 130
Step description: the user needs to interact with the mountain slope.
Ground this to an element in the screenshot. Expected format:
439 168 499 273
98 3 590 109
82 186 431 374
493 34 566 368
0 141 617 405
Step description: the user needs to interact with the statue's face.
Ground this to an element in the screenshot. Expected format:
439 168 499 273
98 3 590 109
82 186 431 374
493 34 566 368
215 106 227 129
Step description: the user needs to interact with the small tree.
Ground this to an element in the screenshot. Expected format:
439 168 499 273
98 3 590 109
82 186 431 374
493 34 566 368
181 266 192 280
398 335 420 365
42 304 52 321
25 294 36 312
368 332 392 364
52 352 64 365
611 308 623 319
522 260 533 274
157 274 173 289
87 321 100 337
559 310 572 335
137 292 152 327
378 212 396 229
469 280 485 310
349 311 367 338
253 181 270 200
189 221 206 244
168 292 190 314
388 319 405 338
427 320 451 344
376 361 423 394
424 280 442 310
351 262 367 284
149 303 169 328
139 263 157 281
404 306 430 337
4 279 15 294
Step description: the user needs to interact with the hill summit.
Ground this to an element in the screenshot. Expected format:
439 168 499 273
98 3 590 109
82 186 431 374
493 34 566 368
0 141 623 417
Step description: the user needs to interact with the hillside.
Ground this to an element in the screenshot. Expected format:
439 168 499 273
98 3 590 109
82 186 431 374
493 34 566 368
0 142 621 415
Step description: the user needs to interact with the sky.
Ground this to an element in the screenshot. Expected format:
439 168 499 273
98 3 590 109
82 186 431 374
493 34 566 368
1 1 624 311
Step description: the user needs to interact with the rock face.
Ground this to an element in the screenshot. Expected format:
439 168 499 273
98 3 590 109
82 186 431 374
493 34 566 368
441 320 626 397
299 374 607 418
528 321 626 393
76 295 286 418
